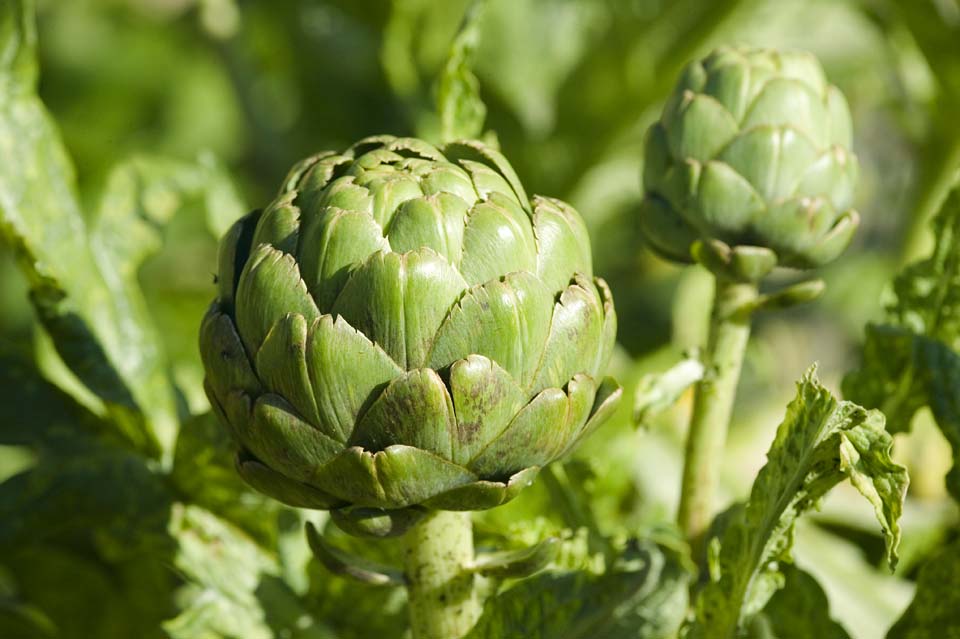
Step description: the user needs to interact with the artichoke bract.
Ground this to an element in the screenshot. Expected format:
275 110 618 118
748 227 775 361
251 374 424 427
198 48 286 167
640 47 860 275
200 135 620 536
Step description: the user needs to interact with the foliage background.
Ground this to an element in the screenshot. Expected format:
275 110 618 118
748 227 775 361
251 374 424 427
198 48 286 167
1 0 958 637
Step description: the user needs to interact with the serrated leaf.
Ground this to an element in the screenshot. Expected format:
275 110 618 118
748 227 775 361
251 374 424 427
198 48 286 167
0 1 245 459
886 537 960 639
464 540 690 639
844 176 960 500
163 504 334 639
436 0 488 142
689 366 908 639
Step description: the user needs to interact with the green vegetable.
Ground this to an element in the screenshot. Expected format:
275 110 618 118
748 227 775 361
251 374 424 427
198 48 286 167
640 46 859 276
199 134 621 538
640 46 865 554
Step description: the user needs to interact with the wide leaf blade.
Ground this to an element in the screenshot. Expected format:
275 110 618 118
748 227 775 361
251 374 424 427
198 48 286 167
689 367 908 639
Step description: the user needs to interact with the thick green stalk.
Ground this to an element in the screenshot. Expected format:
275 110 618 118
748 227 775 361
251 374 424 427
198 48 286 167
677 278 757 552
404 510 481 639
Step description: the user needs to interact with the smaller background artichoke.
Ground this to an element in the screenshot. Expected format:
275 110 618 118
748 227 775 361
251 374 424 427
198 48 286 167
200 135 620 537
640 46 860 272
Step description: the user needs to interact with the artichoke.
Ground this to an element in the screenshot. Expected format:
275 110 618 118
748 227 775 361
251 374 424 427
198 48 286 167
640 46 859 275
200 135 620 536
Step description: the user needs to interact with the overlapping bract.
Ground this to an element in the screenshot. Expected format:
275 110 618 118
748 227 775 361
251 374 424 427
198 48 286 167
640 47 860 270
200 135 620 536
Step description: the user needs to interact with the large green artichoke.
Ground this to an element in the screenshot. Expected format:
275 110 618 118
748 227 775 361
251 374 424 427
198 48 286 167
640 47 859 274
200 135 620 536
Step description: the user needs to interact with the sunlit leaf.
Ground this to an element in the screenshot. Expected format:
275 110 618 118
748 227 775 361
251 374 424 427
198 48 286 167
163 504 334 639
689 367 908 639
0 0 174 456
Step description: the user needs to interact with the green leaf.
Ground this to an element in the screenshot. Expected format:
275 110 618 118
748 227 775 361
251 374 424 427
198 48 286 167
163 504 334 639
0 444 173 557
886 537 960 639
844 176 960 500
436 0 488 142
471 537 559 579
689 366 908 639
632 355 704 428
304 519 409 639
171 411 285 545
0 1 245 459
755 565 851 639
305 522 405 586
0 349 109 451
465 540 690 639
0 354 173 558
888 177 960 350
2 544 168 639
0 600 56 639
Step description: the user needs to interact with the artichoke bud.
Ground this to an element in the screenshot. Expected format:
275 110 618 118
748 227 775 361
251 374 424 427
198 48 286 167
640 47 860 277
200 135 622 537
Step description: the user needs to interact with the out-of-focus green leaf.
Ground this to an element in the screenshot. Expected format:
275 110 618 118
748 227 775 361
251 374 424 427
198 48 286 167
381 0 471 95
887 178 960 349
304 518 408 639
753 565 851 639
464 540 690 639
0 600 56 639
792 520 915 639
164 504 333 639
0 0 177 457
96 154 245 262
879 1 960 263
305 522 405 586
0 350 107 450
171 411 283 545
844 177 960 499
2 545 167 639
886 536 960 639
471 537 559 579
633 355 703 428
0 352 173 557
435 0 487 142
0 445 172 557
689 366 908 639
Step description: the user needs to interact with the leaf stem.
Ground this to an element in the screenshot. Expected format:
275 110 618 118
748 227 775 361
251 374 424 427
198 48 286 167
404 510 482 639
677 277 757 554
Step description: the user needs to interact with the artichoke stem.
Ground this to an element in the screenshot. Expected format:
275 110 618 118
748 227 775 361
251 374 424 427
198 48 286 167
677 277 757 556
404 510 482 639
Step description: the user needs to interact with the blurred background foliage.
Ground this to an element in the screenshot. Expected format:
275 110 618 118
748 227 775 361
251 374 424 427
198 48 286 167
1 0 959 637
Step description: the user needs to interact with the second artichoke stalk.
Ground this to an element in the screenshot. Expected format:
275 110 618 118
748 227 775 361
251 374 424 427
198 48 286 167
677 278 757 553
404 510 482 639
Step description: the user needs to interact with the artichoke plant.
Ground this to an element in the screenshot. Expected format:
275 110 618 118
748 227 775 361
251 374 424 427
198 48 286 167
200 135 620 537
640 46 859 274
